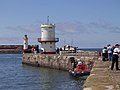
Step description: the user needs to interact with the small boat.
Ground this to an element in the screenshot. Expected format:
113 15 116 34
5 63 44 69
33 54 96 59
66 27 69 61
69 62 91 77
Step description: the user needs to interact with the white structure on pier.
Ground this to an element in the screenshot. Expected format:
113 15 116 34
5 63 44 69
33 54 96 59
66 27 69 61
38 22 59 54
23 35 28 50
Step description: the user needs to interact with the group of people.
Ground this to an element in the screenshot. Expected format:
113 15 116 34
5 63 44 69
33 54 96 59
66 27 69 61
102 44 113 61
69 57 89 72
102 44 120 70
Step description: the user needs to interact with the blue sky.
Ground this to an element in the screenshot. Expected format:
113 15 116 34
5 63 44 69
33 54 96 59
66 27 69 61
0 0 120 48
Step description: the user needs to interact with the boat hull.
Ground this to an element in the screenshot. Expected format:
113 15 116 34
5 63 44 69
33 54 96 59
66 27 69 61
69 70 90 77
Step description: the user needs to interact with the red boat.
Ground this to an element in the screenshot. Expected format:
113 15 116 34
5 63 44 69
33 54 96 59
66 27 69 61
69 62 91 77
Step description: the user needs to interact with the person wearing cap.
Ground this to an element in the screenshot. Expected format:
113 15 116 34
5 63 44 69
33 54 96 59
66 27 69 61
111 44 120 70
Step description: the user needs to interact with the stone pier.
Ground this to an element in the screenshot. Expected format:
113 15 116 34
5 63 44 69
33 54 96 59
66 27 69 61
22 51 120 90
83 60 120 90
22 51 100 71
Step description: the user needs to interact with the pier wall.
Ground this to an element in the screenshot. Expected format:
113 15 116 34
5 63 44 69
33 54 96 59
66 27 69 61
22 51 101 70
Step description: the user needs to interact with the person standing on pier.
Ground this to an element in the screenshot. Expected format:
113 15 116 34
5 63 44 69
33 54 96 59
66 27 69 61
107 44 113 61
111 44 120 70
102 47 108 61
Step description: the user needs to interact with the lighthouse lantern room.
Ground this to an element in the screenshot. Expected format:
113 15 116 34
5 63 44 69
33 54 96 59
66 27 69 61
38 21 59 54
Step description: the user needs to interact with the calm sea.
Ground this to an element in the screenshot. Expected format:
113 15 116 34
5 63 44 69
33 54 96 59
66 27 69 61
0 54 86 90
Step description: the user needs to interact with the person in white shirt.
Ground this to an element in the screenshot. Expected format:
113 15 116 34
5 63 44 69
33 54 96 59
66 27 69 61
107 44 113 61
102 47 108 61
111 44 120 70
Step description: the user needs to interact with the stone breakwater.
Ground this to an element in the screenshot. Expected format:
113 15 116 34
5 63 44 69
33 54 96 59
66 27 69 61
0 45 23 54
22 51 120 90
83 60 120 90
22 51 101 71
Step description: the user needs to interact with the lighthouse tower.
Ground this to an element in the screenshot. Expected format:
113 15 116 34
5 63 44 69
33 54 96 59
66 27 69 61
38 21 59 54
23 35 28 50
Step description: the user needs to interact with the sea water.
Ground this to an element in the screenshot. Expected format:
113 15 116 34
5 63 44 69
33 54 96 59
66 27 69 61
0 54 86 90
78 48 102 51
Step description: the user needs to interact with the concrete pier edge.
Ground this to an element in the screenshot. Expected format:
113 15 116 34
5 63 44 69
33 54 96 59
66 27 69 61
83 60 120 90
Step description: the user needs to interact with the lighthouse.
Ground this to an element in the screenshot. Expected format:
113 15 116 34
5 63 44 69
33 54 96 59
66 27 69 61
23 35 28 50
38 21 59 54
